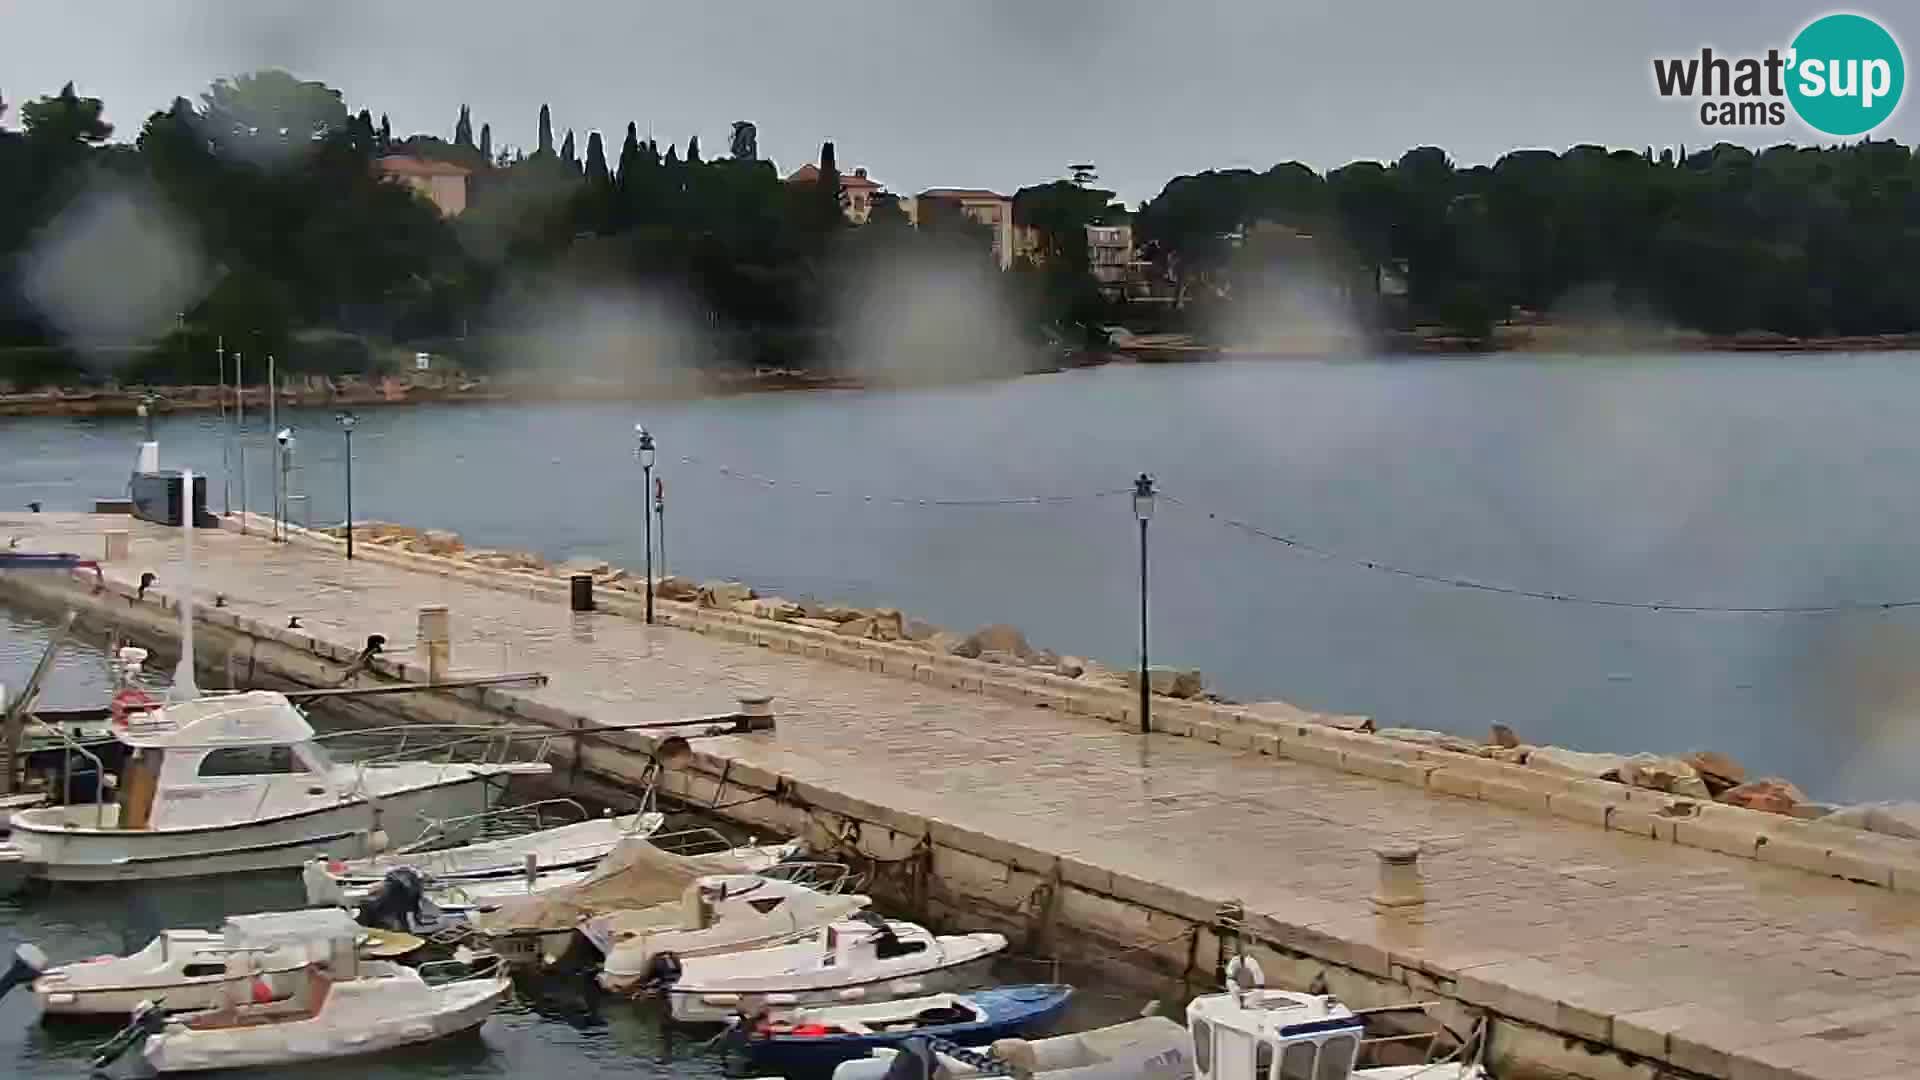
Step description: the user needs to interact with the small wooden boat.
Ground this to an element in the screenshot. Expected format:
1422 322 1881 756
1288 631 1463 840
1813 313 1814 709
663 913 1007 1024
315 803 666 891
742 984 1073 1071
9 909 422 1018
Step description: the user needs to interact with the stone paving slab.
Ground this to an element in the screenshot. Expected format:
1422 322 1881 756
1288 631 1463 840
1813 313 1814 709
8 513 1920 1079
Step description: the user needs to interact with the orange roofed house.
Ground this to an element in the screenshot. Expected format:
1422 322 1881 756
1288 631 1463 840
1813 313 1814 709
784 163 885 224
375 155 471 217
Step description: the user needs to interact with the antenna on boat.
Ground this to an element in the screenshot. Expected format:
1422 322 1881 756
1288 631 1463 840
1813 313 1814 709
170 468 201 701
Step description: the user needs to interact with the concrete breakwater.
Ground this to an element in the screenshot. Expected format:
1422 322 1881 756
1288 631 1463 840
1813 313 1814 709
343 518 1920 855
7 512 1920 1080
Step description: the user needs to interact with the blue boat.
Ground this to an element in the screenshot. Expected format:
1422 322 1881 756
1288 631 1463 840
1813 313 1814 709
743 984 1074 1071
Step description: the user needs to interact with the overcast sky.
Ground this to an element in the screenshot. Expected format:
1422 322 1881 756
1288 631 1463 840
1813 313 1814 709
2 1 1914 203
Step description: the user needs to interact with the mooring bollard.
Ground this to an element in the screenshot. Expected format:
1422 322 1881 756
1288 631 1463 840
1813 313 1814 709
737 693 776 731
1371 843 1425 910
417 604 450 683
570 573 594 613
102 530 130 562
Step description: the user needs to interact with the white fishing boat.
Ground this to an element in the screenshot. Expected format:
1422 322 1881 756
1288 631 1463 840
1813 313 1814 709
9 909 418 1018
88 939 509 1073
593 869 872 992
663 914 1007 1023
833 956 1489 1080
0 690 550 884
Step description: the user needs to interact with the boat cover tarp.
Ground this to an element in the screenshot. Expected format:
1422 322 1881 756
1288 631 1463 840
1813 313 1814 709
223 908 362 948
473 836 755 934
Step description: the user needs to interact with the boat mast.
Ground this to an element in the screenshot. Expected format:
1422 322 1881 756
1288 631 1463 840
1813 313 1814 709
171 468 201 700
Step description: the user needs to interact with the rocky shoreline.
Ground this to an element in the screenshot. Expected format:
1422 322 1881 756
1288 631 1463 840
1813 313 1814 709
341 519 1920 846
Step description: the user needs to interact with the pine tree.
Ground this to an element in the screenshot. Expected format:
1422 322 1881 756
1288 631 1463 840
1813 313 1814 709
686 135 702 165
537 104 554 156
561 129 578 174
585 131 610 185
454 104 473 148
480 123 492 162
729 121 757 161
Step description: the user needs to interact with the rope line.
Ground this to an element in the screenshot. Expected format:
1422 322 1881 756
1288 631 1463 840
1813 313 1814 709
675 455 1133 507
1161 493 1920 616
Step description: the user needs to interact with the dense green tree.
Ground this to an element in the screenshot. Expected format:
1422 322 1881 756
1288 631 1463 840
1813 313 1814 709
479 123 491 162
454 104 473 148
378 112 391 148
560 129 577 174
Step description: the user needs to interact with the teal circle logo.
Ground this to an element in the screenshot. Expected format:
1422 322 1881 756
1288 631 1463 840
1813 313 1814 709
1787 14 1904 136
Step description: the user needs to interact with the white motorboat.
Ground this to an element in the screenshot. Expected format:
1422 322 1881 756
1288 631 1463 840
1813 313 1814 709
593 871 873 992
314 804 666 892
465 831 805 965
836 957 1489 1080
663 914 1007 1023
89 939 508 1073
11 909 419 1018
0 690 549 884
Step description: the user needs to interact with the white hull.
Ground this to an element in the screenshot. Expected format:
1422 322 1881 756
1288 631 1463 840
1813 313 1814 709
830 1016 1191 1080
142 974 508 1072
330 811 664 884
8 773 507 883
667 927 1007 1023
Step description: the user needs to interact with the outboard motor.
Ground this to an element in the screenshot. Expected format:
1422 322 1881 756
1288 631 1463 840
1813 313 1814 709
91 999 168 1069
0 943 47 1001
881 1038 939 1080
355 866 440 933
638 950 682 992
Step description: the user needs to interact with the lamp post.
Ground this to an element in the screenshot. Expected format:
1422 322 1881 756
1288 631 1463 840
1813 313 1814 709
1132 473 1155 735
337 413 357 560
636 426 656 625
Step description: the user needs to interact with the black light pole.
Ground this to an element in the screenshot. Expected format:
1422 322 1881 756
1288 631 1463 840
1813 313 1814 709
337 412 356 560
1133 472 1155 735
636 426 656 624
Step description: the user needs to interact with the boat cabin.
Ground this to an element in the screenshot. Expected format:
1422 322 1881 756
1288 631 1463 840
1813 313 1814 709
105 692 343 831
1187 985 1364 1080
823 919 928 967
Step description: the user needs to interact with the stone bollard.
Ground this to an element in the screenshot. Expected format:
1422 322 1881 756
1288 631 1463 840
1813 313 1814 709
102 530 130 562
737 693 776 731
417 604 451 683
1371 844 1425 910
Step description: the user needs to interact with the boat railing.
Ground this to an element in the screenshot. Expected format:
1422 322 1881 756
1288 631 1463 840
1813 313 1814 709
647 826 749 859
392 797 594 854
759 859 858 895
414 953 502 985
314 723 556 771
24 715 109 827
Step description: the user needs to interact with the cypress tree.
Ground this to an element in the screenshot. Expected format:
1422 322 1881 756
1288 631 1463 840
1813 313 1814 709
817 140 843 227
454 104 473 148
585 131 609 185
537 104 554 155
480 123 492 162
686 135 702 165
561 129 578 174
378 112 392 148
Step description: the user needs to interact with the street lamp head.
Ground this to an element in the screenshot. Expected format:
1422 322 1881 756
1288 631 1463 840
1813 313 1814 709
336 412 357 431
1133 473 1155 521
276 427 293 447
635 425 656 468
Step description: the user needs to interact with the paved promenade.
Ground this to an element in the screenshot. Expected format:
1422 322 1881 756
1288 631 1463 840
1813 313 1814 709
7 513 1920 1079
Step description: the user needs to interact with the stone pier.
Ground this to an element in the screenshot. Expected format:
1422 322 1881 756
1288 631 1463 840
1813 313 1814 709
4 512 1920 1080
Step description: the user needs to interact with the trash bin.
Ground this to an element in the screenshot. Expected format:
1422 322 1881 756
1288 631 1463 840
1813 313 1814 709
570 574 594 612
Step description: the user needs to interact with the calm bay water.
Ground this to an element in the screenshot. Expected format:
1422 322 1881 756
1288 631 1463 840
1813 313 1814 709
6 353 1920 808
